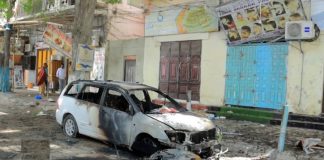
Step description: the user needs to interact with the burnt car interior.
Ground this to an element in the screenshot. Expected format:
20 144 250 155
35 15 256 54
104 90 131 114
129 89 186 114
77 85 104 105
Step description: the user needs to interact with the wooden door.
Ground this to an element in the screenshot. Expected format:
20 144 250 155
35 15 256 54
159 41 201 101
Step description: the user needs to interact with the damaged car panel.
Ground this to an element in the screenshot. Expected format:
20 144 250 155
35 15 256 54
56 80 220 157
146 112 215 131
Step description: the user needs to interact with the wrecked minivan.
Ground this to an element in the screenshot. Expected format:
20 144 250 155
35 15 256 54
56 80 220 157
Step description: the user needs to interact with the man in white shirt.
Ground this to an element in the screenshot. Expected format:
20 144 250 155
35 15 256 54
56 63 66 93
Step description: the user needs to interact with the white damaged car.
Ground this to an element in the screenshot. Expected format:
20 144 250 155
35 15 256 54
56 80 220 157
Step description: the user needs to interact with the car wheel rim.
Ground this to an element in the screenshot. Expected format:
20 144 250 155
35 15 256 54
65 119 75 136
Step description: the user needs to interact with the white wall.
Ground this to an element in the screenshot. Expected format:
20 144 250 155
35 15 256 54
286 35 324 115
284 0 324 115
106 38 145 82
143 32 227 106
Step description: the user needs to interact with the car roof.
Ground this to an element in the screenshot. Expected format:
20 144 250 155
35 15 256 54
73 80 156 91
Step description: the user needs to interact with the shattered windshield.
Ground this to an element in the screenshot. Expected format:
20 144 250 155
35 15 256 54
129 89 186 114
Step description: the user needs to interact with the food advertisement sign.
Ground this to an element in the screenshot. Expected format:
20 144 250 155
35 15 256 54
216 0 305 45
76 44 94 71
43 24 72 57
145 5 219 36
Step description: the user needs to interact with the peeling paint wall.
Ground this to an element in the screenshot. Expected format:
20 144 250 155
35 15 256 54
285 0 324 115
286 35 324 115
106 38 145 82
143 32 227 106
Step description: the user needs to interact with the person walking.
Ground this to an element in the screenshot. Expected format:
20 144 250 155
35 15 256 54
56 63 66 94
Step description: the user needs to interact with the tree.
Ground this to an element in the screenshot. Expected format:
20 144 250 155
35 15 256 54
0 0 15 92
0 0 50 92
70 0 120 81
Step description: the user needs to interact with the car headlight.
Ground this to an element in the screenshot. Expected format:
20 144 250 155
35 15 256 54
165 130 186 144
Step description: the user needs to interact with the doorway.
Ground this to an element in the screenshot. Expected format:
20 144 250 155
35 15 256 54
37 49 62 90
124 56 136 82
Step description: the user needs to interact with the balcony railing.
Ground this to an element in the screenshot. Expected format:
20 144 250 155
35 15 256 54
15 0 75 19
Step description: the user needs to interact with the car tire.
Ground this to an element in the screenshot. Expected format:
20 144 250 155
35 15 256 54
132 135 162 156
63 114 78 138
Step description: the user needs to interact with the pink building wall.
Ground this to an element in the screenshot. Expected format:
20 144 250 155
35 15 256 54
107 0 145 40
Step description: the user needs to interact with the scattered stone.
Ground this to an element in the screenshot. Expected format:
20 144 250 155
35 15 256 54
0 151 17 159
150 149 201 160
47 98 55 102
66 138 79 146
36 111 47 116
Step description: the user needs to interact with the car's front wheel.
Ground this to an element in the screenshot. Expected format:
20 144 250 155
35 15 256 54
63 114 78 138
132 135 162 156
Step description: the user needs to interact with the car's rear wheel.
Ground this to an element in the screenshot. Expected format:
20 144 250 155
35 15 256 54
63 114 78 138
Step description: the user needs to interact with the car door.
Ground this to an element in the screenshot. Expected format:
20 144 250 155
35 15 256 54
75 84 104 137
99 88 134 146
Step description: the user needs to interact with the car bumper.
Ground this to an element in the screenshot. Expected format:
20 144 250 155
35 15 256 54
55 109 63 126
162 140 219 151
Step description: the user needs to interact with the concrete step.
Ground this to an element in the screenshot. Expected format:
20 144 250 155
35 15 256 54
208 106 324 131
270 119 324 131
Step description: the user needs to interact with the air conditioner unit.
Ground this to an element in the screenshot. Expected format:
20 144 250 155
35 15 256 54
285 21 315 40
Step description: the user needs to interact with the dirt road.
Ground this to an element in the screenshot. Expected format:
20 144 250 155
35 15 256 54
0 90 138 160
1 89 324 160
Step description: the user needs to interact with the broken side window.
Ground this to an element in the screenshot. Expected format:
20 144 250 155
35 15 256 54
65 83 82 98
104 90 131 114
129 90 147 113
78 85 104 105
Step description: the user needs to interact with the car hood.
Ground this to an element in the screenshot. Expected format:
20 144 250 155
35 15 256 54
146 112 215 132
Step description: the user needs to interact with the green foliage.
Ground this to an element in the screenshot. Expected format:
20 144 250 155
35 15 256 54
0 0 14 20
21 0 33 14
103 0 121 4
20 0 42 14
0 0 9 9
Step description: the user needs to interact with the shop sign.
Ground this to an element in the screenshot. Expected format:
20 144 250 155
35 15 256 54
145 5 219 36
216 0 305 45
43 24 72 57
76 44 94 71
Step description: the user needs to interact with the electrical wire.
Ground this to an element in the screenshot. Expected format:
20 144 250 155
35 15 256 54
298 40 304 108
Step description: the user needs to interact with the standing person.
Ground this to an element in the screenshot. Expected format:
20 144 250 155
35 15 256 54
37 63 48 96
56 63 66 94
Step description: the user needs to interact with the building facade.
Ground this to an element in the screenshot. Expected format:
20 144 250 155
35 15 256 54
140 0 324 115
